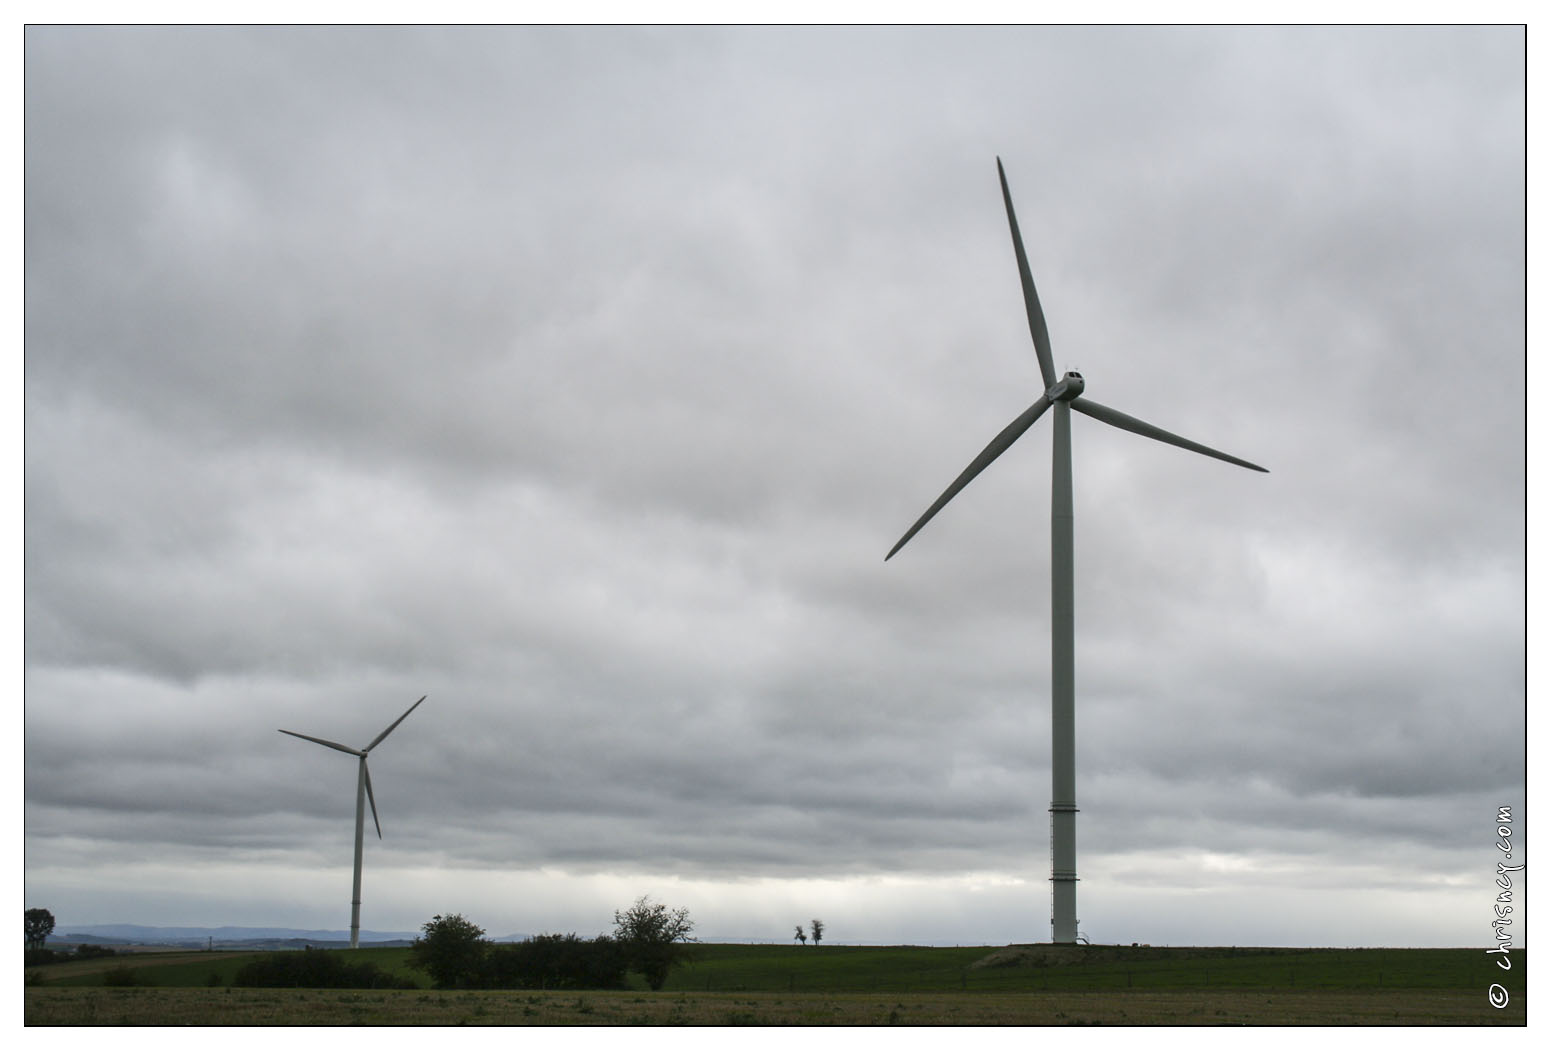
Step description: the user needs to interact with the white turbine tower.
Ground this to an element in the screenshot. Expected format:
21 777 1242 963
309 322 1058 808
887 159 1266 944
280 695 426 949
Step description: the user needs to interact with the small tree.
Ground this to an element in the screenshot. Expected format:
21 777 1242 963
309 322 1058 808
409 913 489 988
25 909 55 950
613 895 696 991
793 924 807 946
810 918 824 946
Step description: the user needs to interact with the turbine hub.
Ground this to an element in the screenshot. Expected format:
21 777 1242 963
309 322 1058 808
1047 370 1084 402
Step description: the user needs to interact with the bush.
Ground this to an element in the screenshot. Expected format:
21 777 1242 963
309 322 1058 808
409 913 489 989
75 944 117 960
233 947 416 989
478 934 629 990
24 948 70 967
102 964 148 987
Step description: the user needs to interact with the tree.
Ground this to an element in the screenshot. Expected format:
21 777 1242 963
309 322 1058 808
613 895 696 991
810 918 824 946
25 909 55 950
409 913 489 988
793 924 807 946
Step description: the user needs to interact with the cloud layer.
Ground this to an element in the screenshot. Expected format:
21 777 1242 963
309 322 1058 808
25 27 1524 947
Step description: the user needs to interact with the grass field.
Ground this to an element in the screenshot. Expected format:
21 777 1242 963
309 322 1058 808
24 943 1527 1025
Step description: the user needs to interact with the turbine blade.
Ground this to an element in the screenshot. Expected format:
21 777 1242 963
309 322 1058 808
364 761 382 839
997 157 1057 390
364 695 427 753
1070 397 1268 473
279 729 365 757
886 394 1052 560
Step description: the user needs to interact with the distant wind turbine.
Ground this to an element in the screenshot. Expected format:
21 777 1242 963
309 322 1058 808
280 695 426 949
887 159 1265 944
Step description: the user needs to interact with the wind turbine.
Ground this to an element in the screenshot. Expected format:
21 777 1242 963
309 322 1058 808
280 695 426 949
886 159 1265 944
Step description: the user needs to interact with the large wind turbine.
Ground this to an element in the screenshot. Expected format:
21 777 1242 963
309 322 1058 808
280 695 426 949
886 159 1265 944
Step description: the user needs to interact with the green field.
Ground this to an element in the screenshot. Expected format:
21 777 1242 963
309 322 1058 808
25 943 1527 1025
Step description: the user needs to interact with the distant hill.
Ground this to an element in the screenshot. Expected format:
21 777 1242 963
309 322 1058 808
48 924 421 949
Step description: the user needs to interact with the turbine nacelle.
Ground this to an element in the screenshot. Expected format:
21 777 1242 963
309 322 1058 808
1047 371 1084 402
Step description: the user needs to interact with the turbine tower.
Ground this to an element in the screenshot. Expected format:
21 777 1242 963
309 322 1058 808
886 159 1265 944
280 695 426 949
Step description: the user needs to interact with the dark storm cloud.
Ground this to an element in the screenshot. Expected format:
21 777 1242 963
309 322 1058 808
24 27 1523 946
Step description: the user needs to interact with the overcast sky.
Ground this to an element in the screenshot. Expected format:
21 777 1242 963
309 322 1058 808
23 26 1524 948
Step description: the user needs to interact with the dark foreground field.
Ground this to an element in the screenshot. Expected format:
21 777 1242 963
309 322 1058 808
23 986 1523 1025
25 944 1526 1026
